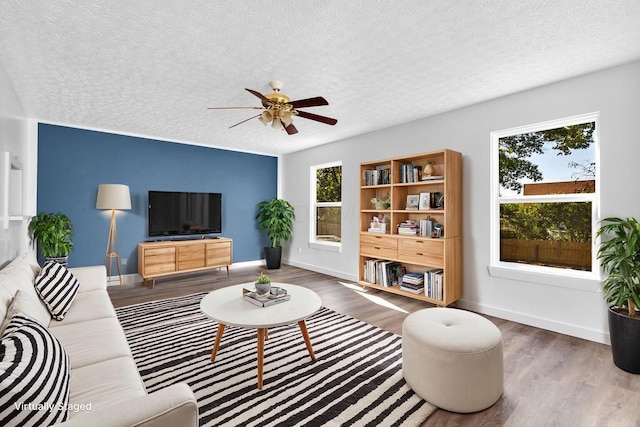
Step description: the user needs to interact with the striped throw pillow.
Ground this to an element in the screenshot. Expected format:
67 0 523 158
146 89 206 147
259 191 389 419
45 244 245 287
0 313 70 426
33 261 80 321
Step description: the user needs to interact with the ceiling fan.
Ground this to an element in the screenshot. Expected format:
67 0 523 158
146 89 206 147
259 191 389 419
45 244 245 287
208 81 337 135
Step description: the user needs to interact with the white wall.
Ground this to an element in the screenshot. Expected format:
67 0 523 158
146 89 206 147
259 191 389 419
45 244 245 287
282 60 640 344
0 62 36 266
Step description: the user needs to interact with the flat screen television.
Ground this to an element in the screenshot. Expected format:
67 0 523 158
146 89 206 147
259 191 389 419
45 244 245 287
148 191 222 237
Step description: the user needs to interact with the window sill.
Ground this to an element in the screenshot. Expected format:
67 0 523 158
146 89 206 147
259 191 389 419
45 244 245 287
487 264 601 293
309 240 342 253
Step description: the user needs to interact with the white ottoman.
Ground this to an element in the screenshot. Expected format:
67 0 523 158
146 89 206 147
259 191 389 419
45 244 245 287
402 308 503 413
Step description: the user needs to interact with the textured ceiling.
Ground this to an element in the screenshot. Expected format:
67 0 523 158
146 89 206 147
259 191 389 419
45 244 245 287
1 1 639 156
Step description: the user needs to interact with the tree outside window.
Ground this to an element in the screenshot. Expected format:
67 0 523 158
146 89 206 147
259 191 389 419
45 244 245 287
494 115 598 272
313 163 342 243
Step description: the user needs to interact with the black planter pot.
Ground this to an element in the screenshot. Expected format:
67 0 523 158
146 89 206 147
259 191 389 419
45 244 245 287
264 247 282 269
608 307 640 374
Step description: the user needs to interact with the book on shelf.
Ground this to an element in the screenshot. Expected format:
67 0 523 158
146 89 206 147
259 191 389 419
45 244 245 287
419 218 433 237
401 272 424 286
242 287 291 307
363 259 405 287
398 220 419 235
424 269 444 301
400 285 424 294
420 175 444 181
400 164 423 183
364 167 391 186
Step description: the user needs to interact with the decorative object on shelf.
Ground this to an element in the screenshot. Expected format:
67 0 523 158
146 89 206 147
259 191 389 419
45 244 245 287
368 214 388 233
96 184 131 285
423 160 434 177
370 194 390 209
596 217 640 373
432 192 444 209
419 192 431 210
208 80 337 135
406 195 419 210
28 212 74 266
432 223 443 238
255 273 272 296
256 198 295 269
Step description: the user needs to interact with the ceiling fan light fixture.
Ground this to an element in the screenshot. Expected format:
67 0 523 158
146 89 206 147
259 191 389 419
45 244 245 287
281 111 293 127
258 110 273 125
271 117 282 129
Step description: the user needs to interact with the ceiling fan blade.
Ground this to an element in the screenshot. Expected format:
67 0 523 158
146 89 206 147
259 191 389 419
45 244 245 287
296 110 338 126
288 96 329 109
284 122 298 135
228 114 261 129
207 106 263 110
245 88 270 103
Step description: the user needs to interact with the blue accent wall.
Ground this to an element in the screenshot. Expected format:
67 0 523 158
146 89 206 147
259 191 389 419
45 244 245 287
37 123 277 273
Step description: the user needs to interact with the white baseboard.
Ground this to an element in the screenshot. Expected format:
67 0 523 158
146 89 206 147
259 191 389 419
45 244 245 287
458 298 611 345
284 258 357 282
106 273 142 286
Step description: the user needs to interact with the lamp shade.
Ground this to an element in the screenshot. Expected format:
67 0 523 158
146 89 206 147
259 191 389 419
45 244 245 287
96 184 131 210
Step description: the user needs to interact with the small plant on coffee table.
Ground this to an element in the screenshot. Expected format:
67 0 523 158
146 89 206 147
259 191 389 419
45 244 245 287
255 273 272 296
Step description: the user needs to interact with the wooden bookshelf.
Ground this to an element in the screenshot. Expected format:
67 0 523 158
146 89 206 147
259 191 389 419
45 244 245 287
358 149 462 306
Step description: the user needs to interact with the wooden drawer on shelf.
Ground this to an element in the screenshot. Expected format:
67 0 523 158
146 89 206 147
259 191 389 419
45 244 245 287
206 241 232 265
143 247 176 275
398 238 444 267
360 234 398 259
178 244 205 270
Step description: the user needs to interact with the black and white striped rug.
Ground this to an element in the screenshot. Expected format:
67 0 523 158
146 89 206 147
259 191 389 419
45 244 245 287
116 293 435 426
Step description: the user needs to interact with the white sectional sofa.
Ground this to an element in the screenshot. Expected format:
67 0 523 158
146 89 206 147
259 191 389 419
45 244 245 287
0 252 198 426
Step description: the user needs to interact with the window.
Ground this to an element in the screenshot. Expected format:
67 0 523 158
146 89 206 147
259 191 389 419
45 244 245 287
490 113 599 282
310 162 342 251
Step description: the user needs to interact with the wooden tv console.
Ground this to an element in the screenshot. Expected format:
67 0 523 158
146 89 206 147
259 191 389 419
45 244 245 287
138 237 232 287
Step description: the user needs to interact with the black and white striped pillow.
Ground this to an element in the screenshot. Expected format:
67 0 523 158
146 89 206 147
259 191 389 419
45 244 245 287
0 313 70 426
33 261 80 321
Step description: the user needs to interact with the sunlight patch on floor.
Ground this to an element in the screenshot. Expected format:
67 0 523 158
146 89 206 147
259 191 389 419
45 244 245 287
337 281 408 314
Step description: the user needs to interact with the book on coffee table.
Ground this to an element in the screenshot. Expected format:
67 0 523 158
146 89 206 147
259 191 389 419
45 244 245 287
242 287 291 307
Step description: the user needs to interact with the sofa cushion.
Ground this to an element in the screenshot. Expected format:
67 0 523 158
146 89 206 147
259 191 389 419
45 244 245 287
0 313 70 426
1 290 51 333
68 357 146 415
49 318 132 369
48 290 117 326
34 261 80 321
0 252 47 333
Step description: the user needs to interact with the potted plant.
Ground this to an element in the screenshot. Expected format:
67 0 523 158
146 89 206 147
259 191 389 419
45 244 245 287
28 212 75 266
255 273 271 296
256 198 295 269
370 193 390 210
596 217 640 373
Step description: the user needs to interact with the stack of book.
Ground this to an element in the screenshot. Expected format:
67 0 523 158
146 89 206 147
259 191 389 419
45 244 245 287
242 287 291 307
398 220 419 235
400 272 424 294
424 269 444 301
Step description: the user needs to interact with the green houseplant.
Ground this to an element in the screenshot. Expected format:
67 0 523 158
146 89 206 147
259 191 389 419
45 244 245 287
596 217 640 373
28 212 75 265
256 198 295 269
255 273 271 296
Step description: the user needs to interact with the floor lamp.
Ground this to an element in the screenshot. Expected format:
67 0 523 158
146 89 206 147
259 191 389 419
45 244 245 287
96 184 131 285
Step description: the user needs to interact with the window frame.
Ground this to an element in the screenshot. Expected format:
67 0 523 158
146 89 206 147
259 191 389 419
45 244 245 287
309 161 342 253
489 112 601 288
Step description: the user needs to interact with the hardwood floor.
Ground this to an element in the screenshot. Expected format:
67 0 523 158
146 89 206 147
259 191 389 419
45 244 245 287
108 264 640 426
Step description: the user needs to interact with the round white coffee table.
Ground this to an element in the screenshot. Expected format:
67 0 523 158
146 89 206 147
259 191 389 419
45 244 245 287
200 282 322 389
